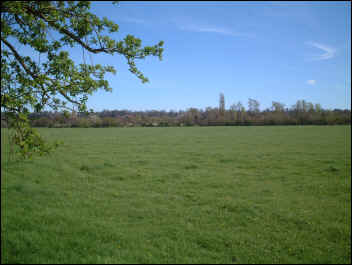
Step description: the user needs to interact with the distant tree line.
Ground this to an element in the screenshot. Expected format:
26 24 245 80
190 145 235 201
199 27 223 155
1 95 350 128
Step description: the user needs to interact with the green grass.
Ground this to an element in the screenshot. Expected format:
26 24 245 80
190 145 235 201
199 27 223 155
1 126 351 264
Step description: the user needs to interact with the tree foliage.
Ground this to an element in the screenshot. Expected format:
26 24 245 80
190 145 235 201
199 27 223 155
248 98 260 114
219 93 225 117
2 98 348 129
1 1 164 158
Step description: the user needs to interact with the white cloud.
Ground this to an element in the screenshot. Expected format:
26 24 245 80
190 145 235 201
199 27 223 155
118 15 255 38
179 24 255 38
305 41 337 61
306 80 316 85
119 17 146 24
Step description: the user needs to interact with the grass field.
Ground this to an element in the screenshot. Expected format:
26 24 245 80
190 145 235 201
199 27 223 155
1 126 351 264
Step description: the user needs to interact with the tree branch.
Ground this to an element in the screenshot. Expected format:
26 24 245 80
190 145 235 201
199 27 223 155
1 37 81 106
25 5 151 59
1 37 39 79
26 6 110 54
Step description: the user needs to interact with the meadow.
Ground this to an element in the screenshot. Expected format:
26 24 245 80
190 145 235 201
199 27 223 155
1 126 351 264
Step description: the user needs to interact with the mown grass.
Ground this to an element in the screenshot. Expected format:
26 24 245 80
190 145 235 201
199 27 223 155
1 126 351 264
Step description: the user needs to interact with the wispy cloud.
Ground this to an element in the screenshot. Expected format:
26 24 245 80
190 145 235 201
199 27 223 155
179 24 255 38
119 17 146 25
305 41 337 61
118 15 254 38
306 80 316 85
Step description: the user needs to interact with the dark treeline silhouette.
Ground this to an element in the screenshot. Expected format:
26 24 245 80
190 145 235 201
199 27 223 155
1 96 351 128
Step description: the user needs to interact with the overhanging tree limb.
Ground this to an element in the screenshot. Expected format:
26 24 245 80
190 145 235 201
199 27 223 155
1 37 39 79
2 37 81 106
1 1 164 158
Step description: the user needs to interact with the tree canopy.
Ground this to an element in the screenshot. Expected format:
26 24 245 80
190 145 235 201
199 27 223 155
1 1 164 158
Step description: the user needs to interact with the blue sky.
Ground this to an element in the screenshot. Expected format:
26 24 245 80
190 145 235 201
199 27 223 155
20 1 352 111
